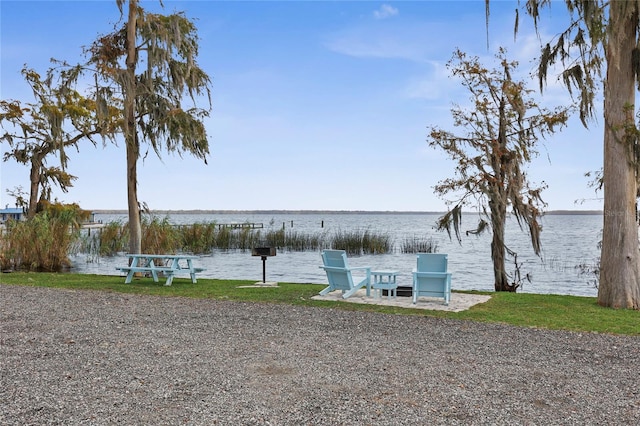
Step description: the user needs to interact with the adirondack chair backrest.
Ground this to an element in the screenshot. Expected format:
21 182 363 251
324 268 354 289
416 253 448 273
413 253 451 305
322 250 349 268
321 250 353 290
319 249 371 299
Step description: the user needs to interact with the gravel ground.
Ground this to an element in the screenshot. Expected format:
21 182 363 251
1 284 639 425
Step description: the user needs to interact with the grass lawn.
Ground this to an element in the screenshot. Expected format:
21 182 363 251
1 272 638 336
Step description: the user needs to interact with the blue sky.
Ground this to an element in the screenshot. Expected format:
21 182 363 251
1 1 602 212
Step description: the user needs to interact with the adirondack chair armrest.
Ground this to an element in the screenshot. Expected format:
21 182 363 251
320 266 348 273
349 266 371 272
320 266 371 273
413 271 450 278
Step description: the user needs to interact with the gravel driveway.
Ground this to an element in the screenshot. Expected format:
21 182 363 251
1 284 639 425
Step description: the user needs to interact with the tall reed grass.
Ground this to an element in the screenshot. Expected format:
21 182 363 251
1 212 435 271
0 211 80 271
91 219 423 256
331 229 391 255
141 216 181 254
97 221 128 256
177 222 217 254
400 235 439 253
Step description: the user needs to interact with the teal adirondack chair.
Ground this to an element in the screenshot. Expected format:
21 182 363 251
319 250 371 299
412 253 452 305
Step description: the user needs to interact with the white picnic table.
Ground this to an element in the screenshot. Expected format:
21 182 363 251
116 254 204 286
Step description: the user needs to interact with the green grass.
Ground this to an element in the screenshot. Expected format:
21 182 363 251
1 272 638 335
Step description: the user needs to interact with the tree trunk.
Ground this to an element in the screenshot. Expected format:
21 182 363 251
490 95 517 292
126 139 141 254
125 0 142 255
599 2 640 309
27 159 40 219
490 195 512 291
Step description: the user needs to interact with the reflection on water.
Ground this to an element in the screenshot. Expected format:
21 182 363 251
71 212 602 297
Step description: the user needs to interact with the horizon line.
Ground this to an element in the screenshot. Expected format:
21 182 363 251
90 209 604 215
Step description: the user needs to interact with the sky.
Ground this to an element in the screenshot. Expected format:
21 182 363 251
0 0 603 212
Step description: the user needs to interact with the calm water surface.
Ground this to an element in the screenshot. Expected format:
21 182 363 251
71 212 602 297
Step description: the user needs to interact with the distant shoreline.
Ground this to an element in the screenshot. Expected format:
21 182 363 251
90 209 604 216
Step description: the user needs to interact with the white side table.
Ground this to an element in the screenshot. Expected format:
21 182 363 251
371 270 399 300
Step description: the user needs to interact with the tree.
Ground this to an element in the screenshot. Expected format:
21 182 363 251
428 48 570 292
491 0 640 308
85 0 212 255
0 67 106 218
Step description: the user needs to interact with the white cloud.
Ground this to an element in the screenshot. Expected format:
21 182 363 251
323 22 439 63
404 60 456 100
325 33 427 62
373 4 399 20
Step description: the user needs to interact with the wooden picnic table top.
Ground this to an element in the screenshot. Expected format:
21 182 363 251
126 253 199 260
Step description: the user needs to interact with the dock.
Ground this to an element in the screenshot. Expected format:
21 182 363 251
216 223 264 230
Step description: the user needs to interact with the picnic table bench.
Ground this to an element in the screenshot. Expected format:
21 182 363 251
116 254 204 286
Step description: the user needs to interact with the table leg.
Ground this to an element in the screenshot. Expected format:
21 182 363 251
366 271 371 297
124 256 139 284
187 259 198 283
149 259 160 282
164 273 175 286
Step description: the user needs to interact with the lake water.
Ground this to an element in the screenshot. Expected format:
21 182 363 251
71 212 603 297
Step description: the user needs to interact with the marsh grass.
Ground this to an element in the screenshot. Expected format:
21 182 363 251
141 216 181 254
95 221 396 255
2 272 638 335
97 221 128 256
401 236 439 253
361 229 392 254
263 229 286 248
0 212 80 271
178 222 217 254
214 226 233 250
236 227 255 251
279 230 327 251
330 229 392 255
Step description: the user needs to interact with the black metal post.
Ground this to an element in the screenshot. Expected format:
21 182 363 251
261 256 267 283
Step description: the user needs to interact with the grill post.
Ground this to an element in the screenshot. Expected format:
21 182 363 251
251 247 277 285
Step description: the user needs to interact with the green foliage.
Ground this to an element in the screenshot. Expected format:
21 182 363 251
39 200 91 230
86 0 214 255
428 48 571 291
429 49 570 235
491 0 640 308
0 66 108 217
514 0 605 126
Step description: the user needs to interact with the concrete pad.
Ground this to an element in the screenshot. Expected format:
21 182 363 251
237 281 279 288
311 289 491 312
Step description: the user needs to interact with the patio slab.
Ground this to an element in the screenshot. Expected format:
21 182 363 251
311 289 491 312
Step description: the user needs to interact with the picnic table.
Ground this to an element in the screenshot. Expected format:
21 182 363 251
116 254 204 286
